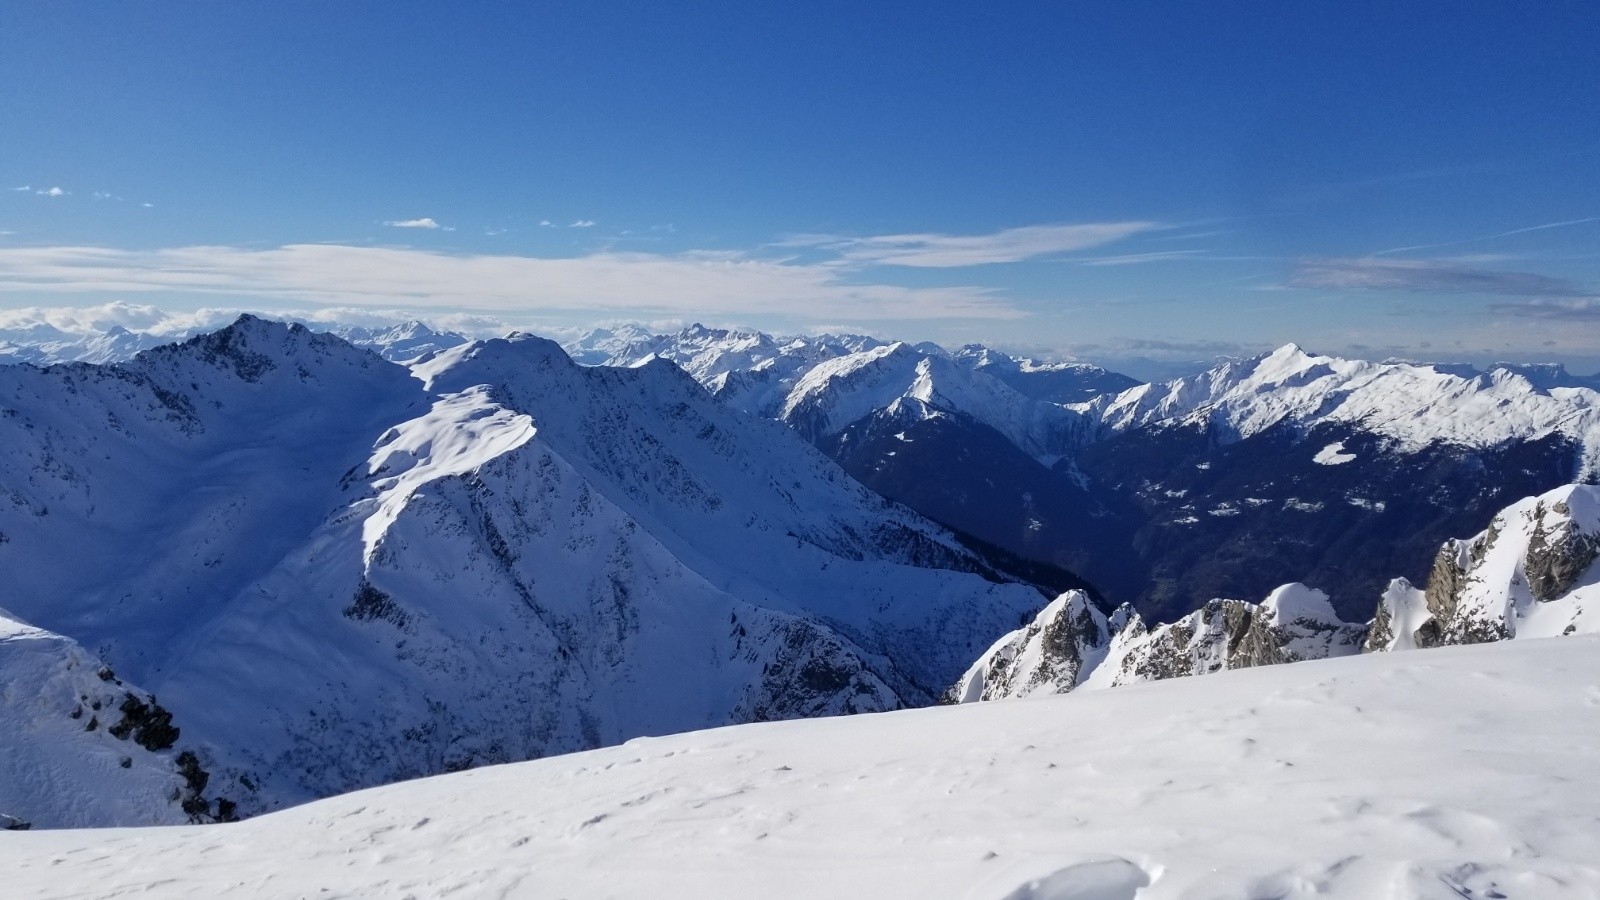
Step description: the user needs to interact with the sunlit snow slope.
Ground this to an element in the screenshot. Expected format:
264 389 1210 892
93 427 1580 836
0 316 1047 822
5 637 1597 899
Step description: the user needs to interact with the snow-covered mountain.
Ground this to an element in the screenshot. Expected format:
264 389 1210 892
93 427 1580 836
1079 342 1600 458
569 324 1131 443
8 635 1598 898
570 324 1129 593
572 327 1600 624
0 610 225 829
1366 482 1600 650
0 317 470 365
0 316 1051 823
1055 345 1600 620
324 320 468 362
0 324 171 366
950 583 1365 702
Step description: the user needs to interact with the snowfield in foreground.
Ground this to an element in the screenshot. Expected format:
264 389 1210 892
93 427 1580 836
5 638 1598 899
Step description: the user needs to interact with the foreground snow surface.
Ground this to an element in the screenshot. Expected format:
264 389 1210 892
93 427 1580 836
7 638 1599 899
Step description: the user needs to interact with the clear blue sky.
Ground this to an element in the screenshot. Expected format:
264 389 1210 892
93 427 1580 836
3 2 1598 373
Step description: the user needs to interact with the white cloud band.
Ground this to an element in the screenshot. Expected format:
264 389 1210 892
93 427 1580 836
0 243 1021 321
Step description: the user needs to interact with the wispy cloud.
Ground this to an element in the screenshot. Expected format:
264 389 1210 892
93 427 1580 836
0 243 1023 322
1291 257 1596 298
1488 298 1600 321
1377 217 1600 256
570 219 596 228
788 221 1160 268
37 187 66 198
1079 250 1207 267
9 186 30 192
384 217 443 229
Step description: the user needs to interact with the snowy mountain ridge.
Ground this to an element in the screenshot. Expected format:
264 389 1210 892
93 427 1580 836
0 316 1049 826
1079 342 1600 466
0 316 471 365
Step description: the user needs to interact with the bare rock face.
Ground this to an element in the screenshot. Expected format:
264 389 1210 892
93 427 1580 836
1099 584 1365 689
1365 484 1600 651
1524 500 1600 601
944 591 1121 702
950 583 1365 702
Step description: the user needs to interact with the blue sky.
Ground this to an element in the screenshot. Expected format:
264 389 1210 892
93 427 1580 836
3 2 1598 374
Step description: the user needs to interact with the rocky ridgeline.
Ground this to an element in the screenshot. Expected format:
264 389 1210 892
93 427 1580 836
955 483 1600 702
948 584 1365 702
0 610 230 828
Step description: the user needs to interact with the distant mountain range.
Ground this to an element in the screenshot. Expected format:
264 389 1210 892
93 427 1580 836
7 316 1600 829
575 324 1600 622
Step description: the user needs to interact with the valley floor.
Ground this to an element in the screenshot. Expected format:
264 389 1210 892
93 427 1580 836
5 637 1598 899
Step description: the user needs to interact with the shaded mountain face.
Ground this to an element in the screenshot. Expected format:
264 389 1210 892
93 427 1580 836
1068 419 1579 622
1060 345 1599 620
588 329 1600 624
0 316 1050 820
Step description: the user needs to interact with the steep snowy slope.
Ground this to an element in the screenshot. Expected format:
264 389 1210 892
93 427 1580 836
1 317 1048 819
1366 482 1600 650
0 610 224 829
952 583 1365 701
7 637 1598 899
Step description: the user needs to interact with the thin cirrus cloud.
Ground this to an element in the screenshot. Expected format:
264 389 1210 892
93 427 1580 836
1291 257 1596 298
790 221 1161 268
384 217 443 229
0 243 1021 321
1489 298 1600 320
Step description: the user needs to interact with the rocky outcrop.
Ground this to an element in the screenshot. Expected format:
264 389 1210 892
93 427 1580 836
943 591 1127 702
951 583 1366 702
1365 484 1600 651
0 610 230 828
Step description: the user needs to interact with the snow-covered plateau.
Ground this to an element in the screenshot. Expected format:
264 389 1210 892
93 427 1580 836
4 636 1597 899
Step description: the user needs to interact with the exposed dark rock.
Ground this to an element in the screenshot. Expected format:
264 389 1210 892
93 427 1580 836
107 692 180 751
343 579 409 628
1525 500 1600 601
